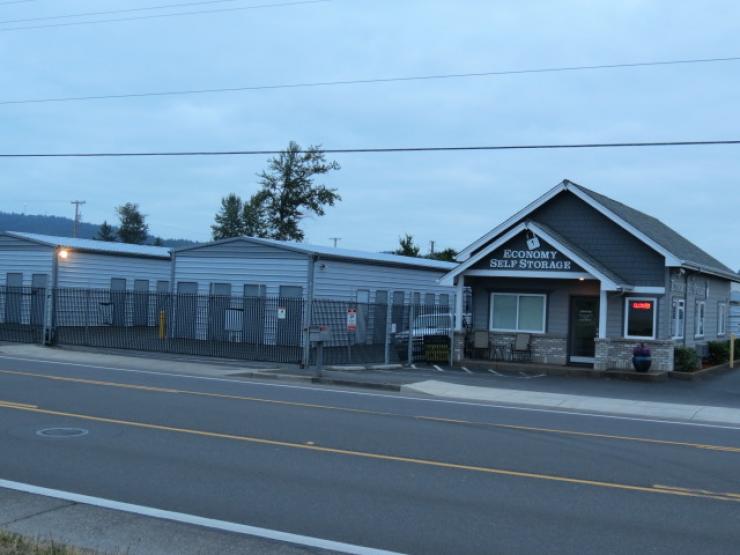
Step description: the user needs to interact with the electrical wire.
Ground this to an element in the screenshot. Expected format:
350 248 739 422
2 55 738 106
0 140 738 158
0 0 330 32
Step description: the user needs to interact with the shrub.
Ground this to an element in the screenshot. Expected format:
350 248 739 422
674 347 699 372
708 340 730 365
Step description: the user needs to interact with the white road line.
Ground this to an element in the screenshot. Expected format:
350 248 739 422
0 479 400 555
432 365 445 373
461 366 473 374
2 354 740 431
488 369 503 377
410 364 417 370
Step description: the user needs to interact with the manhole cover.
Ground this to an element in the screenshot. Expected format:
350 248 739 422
36 427 89 438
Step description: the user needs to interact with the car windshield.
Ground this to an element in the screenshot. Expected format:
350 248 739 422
413 314 451 328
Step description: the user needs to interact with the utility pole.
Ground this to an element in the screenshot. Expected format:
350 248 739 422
329 237 341 248
70 200 86 238
430 240 435 255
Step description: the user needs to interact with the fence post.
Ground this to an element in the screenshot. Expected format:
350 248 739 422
406 302 415 366
730 334 735 369
85 288 90 346
384 299 393 366
448 293 455 368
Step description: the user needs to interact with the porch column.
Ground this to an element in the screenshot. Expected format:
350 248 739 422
598 287 608 339
454 276 464 331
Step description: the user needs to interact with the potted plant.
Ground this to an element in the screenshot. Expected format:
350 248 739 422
632 342 652 373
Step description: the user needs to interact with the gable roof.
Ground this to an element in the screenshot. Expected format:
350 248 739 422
457 180 739 282
440 220 627 289
569 182 736 278
175 236 456 272
3 231 171 259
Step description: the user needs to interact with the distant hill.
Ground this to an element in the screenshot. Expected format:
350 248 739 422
0 211 198 248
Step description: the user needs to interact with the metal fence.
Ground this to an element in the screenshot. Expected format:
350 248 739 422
41 288 454 366
0 286 46 344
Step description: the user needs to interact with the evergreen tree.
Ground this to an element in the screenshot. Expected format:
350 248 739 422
153 237 164 246
211 193 245 240
242 190 270 238
395 234 421 257
115 203 149 244
428 247 457 262
258 141 341 241
95 220 116 242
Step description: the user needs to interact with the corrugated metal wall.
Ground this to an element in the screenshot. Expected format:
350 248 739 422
174 241 309 297
313 259 453 302
57 252 171 289
0 236 53 285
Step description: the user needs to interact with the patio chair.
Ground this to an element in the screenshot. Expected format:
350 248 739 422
511 333 532 362
471 329 492 360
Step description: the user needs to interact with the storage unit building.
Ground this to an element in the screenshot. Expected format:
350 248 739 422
442 180 740 371
0 231 171 339
172 237 456 363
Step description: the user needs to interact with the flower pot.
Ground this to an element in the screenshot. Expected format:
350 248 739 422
632 356 652 373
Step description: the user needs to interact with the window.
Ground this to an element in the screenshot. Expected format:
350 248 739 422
490 293 546 333
695 301 705 338
671 298 685 339
624 297 657 339
718 303 727 336
439 294 450 307
424 293 435 306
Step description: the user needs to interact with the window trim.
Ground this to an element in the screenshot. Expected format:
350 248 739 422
671 297 685 340
489 292 547 334
624 296 657 340
695 300 706 338
718 302 727 337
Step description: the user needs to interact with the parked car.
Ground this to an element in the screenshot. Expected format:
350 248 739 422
394 313 453 358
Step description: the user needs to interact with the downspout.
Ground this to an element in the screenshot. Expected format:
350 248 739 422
302 254 318 368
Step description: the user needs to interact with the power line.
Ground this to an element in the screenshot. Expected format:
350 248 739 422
1 140 739 158
2 55 737 106
0 0 330 32
0 0 251 25
0 1 35 6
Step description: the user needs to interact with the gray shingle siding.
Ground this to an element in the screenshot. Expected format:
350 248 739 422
670 271 731 350
529 191 666 286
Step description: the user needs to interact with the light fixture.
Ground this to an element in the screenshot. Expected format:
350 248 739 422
58 249 69 259
578 277 585 281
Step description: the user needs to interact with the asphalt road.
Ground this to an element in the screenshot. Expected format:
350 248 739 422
0 355 739 554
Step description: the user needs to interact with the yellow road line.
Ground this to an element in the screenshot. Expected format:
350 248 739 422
0 400 738 503
2 368 740 455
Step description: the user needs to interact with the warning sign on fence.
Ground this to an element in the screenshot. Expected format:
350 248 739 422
346 308 357 332
277 306 287 320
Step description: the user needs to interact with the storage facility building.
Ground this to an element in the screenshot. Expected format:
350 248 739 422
0 231 171 340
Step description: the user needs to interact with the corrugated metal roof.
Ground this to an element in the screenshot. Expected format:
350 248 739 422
177 236 456 271
4 231 171 259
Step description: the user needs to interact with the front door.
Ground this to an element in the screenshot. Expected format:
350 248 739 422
569 296 599 364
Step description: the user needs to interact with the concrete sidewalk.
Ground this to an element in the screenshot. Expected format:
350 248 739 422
402 380 740 425
0 486 326 555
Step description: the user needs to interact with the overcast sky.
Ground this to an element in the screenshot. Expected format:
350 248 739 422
1 0 738 270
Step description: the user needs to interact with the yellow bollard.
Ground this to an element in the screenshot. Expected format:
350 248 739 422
159 310 166 340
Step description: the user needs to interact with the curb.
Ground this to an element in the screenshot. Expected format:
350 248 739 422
669 363 734 381
230 371 402 392
457 360 669 382
325 364 403 372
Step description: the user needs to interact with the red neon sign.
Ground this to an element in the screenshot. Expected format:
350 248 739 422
631 302 653 310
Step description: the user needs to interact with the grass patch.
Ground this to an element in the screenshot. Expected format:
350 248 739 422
0 530 91 555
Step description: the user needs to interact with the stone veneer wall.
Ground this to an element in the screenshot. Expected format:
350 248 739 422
454 331 567 365
594 338 675 371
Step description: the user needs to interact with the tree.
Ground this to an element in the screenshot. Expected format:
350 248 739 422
258 141 341 241
211 193 245 240
428 247 457 262
242 190 270 238
395 233 421 257
95 220 116 242
116 203 149 244
152 237 164 246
